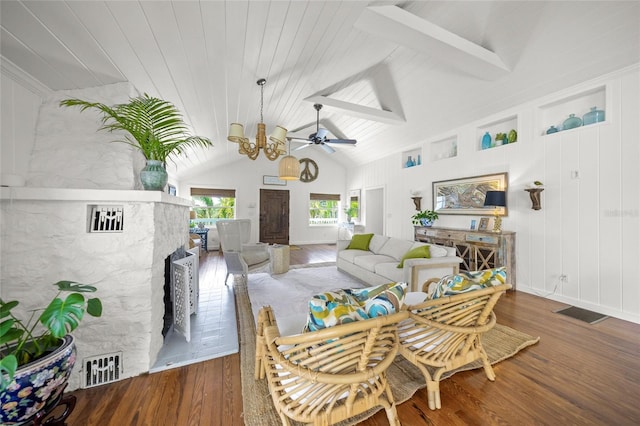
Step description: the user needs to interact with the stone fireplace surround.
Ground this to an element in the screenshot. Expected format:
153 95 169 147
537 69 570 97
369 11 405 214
0 82 190 390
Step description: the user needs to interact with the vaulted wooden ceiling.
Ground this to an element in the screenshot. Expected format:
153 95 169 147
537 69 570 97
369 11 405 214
2 1 639 179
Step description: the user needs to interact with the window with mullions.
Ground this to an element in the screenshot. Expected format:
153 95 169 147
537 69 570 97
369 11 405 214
309 193 340 226
190 188 236 228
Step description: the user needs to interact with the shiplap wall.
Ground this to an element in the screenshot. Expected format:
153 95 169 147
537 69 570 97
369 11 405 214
348 64 640 323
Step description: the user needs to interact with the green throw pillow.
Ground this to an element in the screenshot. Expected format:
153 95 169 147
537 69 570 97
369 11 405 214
397 245 431 268
346 233 374 251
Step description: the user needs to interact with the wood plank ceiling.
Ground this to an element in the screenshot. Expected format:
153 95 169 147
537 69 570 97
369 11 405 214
1 1 639 179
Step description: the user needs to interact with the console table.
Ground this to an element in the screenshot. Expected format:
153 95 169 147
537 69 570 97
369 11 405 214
190 228 209 251
414 226 516 288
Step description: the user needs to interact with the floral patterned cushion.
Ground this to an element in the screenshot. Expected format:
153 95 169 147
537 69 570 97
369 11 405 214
426 267 507 300
304 282 408 332
304 290 369 332
346 282 408 317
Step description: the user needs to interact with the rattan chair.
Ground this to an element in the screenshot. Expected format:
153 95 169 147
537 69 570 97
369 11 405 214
398 281 511 410
255 306 408 426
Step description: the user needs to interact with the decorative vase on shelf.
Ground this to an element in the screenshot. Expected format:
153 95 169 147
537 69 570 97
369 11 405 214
563 114 582 130
546 125 559 134
481 132 492 150
416 155 421 165
406 156 414 167
582 106 605 125
140 159 168 191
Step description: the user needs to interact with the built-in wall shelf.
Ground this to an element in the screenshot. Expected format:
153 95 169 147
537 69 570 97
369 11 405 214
430 136 458 161
402 148 422 168
538 84 607 136
476 115 518 151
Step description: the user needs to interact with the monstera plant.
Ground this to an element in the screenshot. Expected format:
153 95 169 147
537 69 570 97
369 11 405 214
0 280 102 424
60 94 213 190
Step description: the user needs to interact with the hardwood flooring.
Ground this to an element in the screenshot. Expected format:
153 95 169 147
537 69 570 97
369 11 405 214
66 244 640 425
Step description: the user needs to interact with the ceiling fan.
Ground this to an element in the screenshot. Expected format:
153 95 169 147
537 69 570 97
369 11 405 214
288 104 357 154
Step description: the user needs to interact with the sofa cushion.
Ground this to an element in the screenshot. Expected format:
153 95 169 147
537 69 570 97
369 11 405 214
426 267 507 299
378 238 414 260
346 282 408 317
338 248 372 263
397 245 431 268
304 290 369 332
347 233 374 251
354 254 396 272
410 241 448 258
374 262 404 282
369 235 390 254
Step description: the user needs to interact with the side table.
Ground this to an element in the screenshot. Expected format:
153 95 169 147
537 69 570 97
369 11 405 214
269 244 290 274
190 228 209 251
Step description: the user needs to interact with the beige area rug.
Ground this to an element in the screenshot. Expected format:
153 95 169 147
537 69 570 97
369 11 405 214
235 269 540 426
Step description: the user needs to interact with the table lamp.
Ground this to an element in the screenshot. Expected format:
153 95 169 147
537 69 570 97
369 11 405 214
483 190 506 232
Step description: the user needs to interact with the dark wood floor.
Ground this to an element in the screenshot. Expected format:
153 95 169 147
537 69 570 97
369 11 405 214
67 244 640 425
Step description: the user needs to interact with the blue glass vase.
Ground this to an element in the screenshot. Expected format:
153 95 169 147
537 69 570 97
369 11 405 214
583 106 605 125
546 125 559 134
481 132 492 150
563 114 582 130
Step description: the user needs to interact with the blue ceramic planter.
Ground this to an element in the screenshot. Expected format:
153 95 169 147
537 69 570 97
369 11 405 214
0 335 76 425
140 160 168 191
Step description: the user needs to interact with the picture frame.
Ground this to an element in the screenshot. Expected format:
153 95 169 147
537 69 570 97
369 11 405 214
432 172 508 216
167 184 176 196
478 217 490 231
470 219 477 230
263 175 287 186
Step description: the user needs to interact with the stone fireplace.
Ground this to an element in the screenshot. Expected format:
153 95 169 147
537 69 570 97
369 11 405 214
0 82 190 390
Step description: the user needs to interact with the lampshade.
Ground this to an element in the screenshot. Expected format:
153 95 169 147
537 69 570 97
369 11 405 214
227 123 245 143
484 190 506 207
270 125 288 145
189 211 196 220
279 155 300 180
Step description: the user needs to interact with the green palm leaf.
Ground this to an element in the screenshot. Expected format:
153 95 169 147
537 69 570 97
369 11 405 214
60 94 213 163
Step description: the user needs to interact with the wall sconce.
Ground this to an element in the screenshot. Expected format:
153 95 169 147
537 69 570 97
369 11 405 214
411 197 422 211
525 188 544 210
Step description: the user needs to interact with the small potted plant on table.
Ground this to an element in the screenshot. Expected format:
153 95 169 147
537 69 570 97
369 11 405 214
0 280 102 425
412 210 439 227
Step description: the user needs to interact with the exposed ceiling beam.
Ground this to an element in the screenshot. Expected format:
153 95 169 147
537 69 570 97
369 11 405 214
304 95 405 125
354 5 510 80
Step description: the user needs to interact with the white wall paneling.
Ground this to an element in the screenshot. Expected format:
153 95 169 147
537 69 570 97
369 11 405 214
347 64 640 324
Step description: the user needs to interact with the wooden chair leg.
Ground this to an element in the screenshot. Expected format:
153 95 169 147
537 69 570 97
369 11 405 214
480 351 496 381
427 380 440 410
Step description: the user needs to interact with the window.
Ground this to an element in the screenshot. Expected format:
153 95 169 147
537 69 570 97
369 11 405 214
190 188 236 228
309 193 340 226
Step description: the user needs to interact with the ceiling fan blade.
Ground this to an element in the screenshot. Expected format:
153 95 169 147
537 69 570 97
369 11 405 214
325 138 357 145
287 136 310 142
294 143 312 151
321 143 336 154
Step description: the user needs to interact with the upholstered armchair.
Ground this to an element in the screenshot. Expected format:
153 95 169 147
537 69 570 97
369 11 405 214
255 305 407 426
216 219 270 285
398 280 511 410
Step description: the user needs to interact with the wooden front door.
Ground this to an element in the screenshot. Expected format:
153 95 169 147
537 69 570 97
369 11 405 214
259 189 290 245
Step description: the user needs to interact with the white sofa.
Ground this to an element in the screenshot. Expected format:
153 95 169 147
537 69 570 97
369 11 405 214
337 234 462 292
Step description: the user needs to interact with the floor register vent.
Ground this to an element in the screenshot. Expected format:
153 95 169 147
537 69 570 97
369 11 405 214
83 351 123 388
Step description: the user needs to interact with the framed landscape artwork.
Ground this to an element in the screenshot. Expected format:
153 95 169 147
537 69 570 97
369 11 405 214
433 173 508 215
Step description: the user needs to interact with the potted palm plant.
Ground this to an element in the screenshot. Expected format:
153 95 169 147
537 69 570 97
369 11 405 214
411 209 439 227
0 280 102 424
60 94 213 190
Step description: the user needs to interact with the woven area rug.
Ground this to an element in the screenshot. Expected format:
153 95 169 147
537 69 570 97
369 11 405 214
235 268 540 426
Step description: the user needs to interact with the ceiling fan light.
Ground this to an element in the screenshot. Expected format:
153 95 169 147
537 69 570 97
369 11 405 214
270 125 288 145
228 123 245 143
278 155 300 180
